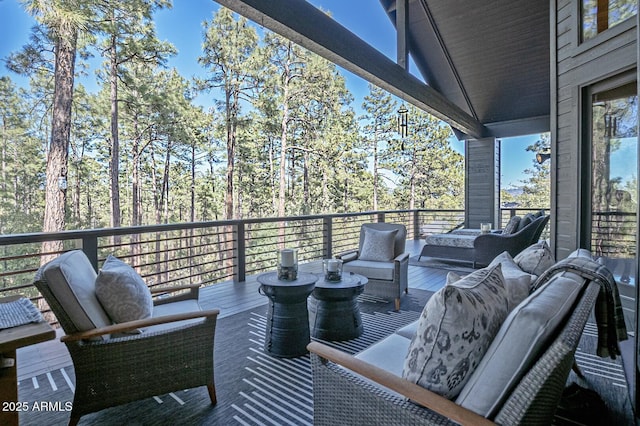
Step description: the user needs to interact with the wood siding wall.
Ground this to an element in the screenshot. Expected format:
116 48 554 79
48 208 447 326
552 0 637 259
465 137 500 228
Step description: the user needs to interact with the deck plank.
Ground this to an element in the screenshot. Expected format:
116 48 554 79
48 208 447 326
17 240 443 380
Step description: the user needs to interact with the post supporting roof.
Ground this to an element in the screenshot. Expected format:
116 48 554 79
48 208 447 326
214 0 487 139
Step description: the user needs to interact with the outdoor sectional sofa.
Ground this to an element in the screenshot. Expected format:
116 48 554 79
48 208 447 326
308 247 623 425
419 213 549 268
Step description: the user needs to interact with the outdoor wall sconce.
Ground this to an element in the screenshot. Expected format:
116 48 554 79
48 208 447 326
397 104 408 138
536 151 551 164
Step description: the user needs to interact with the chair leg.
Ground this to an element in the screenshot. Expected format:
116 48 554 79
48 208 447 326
572 359 585 379
68 413 81 426
207 383 217 405
394 298 401 311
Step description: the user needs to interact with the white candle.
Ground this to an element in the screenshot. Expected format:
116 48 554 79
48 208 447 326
327 259 339 272
280 249 295 267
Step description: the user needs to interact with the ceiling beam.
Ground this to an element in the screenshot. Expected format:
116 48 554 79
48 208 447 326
213 0 487 138
396 0 409 71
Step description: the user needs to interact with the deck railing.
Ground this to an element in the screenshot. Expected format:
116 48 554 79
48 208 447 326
0 207 562 317
0 209 465 306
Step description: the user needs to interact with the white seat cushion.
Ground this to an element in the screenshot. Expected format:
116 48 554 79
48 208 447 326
356 333 411 377
343 259 395 281
395 320 418 339
141 299 204 334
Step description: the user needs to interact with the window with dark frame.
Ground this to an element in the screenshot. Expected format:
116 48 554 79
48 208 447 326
581 0 637 41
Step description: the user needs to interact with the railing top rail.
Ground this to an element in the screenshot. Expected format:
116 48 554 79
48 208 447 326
0 209 465 246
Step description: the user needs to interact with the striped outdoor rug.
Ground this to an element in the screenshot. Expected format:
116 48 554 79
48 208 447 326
232 307 421 425
16 290 633 425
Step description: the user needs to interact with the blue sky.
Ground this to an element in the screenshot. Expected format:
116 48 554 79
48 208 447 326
0 0 539 187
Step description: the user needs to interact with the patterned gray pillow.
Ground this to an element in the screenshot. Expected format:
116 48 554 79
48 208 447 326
502 215 521 235
95 255 153 324
359 227 398 261
514 240 555 276
402 264 509 399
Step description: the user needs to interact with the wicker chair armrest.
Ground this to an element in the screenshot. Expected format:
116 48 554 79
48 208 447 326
307 341 494 426
394 252 410 263
61 309 220 343
335 249 359 262
151 283 200 304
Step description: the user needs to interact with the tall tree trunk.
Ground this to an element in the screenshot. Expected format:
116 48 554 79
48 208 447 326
224 88 235 220
109 34 121 236
42 26 77 264
131 118 141 260
132 120 140 227
303 150 310 214
373 128 379 211
278 70 290 247
409 149 417 210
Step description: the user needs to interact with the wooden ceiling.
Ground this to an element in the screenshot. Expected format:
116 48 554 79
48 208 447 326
214 0 550 140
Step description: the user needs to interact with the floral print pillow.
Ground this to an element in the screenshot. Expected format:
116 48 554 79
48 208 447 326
402 264 509 399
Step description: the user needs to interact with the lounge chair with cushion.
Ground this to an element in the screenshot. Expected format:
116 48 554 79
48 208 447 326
419 214 549 268
34 250 220 425
336 223 409 310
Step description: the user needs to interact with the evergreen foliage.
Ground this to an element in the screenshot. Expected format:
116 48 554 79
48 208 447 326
1 5 467 233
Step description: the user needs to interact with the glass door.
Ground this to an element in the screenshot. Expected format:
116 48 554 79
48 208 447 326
587 78 638 331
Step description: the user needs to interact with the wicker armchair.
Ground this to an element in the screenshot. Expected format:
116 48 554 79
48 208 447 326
34 250 220 426
336 223 409 310
308 281 600 425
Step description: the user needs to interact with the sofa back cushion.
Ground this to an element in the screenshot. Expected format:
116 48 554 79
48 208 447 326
41 250 111 339
455 273 584 418
402 264 509 399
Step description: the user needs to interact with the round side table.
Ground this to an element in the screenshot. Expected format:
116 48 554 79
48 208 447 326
257 272 317 358
308 272 368 341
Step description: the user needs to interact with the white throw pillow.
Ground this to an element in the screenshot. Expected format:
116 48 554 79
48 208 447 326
514 240 555 276
359 227 398 261
95 255 153 324
402 264 509 399
489 251 535 311
456 273 584 417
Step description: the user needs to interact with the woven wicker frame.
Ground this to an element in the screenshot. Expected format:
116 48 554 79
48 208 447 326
310 281 600 425
34 265 218 425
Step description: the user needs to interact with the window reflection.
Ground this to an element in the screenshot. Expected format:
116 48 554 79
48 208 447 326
590 82 638 285
582 0 637 41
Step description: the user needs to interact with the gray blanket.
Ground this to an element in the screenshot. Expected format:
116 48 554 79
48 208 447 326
532 257 627 359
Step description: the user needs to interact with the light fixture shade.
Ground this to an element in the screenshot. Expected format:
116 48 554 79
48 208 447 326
536 152 551 164
397 104 408 138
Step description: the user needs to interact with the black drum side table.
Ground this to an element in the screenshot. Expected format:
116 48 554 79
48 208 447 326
257 272 317 358
308 272 368 341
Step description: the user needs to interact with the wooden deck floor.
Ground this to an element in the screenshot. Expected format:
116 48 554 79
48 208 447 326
17 240 449 380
